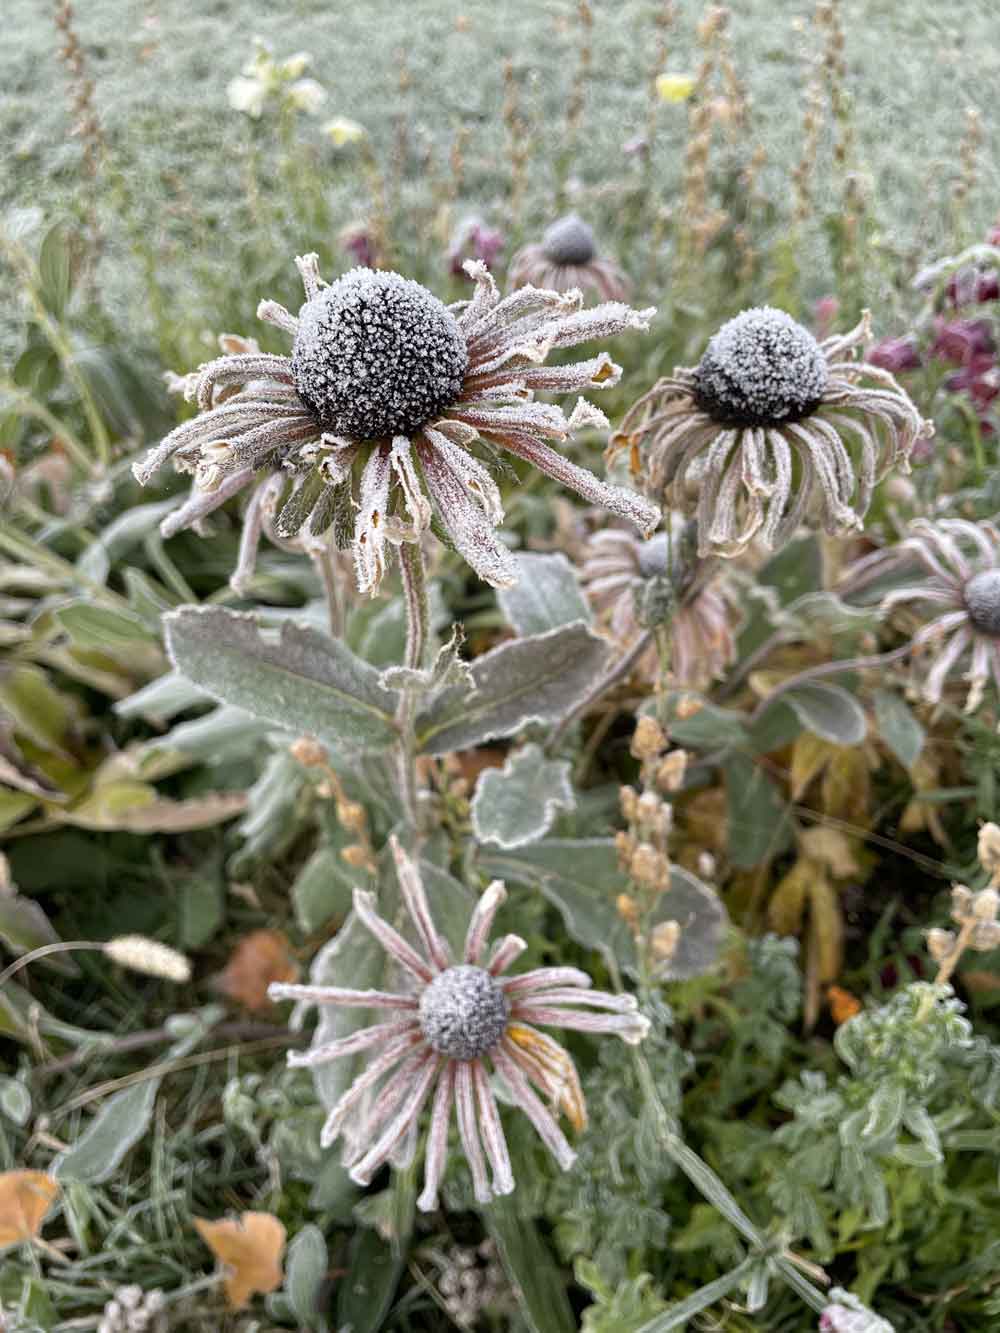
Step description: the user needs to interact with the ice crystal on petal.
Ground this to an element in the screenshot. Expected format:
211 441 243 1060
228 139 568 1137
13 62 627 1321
693 306 829 428
291 268 468 439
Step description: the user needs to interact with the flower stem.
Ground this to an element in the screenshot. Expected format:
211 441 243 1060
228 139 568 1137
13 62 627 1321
395 541 430 828
313 543 346 639
548 628 654 752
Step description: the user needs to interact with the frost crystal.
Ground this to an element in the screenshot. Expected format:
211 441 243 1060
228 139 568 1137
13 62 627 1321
542 214 597 266
693 306 829 428
291 268 468 439
419 964 510 1060
963 568 1000 636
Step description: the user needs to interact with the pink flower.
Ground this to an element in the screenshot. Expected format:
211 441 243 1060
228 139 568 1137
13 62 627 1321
813 295 839 340
946 267 999 306
931 317 995 364
866 336 921 373
447 216 505 277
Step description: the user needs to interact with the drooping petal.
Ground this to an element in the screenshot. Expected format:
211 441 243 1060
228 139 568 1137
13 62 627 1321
353 445 393 595
417 438 518 588
318 1031 425 1148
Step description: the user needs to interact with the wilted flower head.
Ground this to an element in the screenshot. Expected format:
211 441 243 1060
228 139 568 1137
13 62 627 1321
133 256 659 596
269 838 649 1211
866 336 922 374
448 215 505 276
509 213 631 303
339 221 377 270
581 521 736 690
842 517 1000 713
615 307 933 558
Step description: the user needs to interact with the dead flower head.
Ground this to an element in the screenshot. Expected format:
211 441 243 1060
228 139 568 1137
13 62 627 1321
133 257 658 596
843 518 1000 713
614 307 932 557
269 837 649 1211
509 214 631 303
581 520 736 690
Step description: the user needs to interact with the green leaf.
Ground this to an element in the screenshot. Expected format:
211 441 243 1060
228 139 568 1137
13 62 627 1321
76 499 179 584
781 682 867 746
286 1224 329 1330
336 1227 404 1333
486 1196 576 1333
873 689 924 769
292 841 362 935
497 552 591 636
165 607 399 754
660 694 746 750
0 895 78 974
177 867 224 948
723 753 794 868
471 744 575 849
478 839 726 979
0 665 75 754
55 602 157 650
53 1080 159 1184
38 221 75 316
0 1076 31 1126
415 623 611 755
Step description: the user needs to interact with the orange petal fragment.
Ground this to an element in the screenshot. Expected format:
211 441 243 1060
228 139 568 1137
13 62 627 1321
0 1171 60 1248
194 1210 286 1308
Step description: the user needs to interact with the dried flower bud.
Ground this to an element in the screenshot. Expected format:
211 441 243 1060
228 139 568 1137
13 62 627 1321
615 829 636 870
341 843 371 869
630 842 667 889
979 821 1000 875
337 800 367 833
104 936 192 983
674 694 703 720
290 736 328 767
972 920 1000 952
951 884 974 922
636 792 663 826
619 785 639 822
631 715 666 760
656 749 689 792
972 887 1000 921
925 927 956 963
650 919 681 961
616 893 640 929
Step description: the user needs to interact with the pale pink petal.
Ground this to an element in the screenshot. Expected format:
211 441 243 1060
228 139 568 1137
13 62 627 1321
391 836 450 971
513 1004 651 1045
350 1054 441 1185
491 1042 577 1171
352 888 435 984
455 1060 492 1203
472 1060 516 1196
267 982 418 1010
319 1031 425 1148
463 880 507 964
501 967 593 996
417 439 518 588
354 445 393 595
488 935 528 975
417 1062 456 1213
286 1017 420 1068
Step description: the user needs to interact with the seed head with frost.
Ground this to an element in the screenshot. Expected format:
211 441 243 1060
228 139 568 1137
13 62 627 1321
132 256 659 596
509 213 631 303
581 519 736 690
614 306 933 558
268 837 650 1211
841 518 1000 713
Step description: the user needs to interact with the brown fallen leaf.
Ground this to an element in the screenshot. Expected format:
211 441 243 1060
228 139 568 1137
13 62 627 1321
0 1170 60 1248
194 1211 286 1309
214 929 299 1011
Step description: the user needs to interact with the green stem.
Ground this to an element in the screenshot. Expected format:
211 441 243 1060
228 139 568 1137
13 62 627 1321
395 542 430 829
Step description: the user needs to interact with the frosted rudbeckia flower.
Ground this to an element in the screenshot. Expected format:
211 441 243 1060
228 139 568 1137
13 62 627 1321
842 518 1000 713
614 307 932 558
581 522 736 690
269 838 650 1211
509 214 631 303
133 256 659 595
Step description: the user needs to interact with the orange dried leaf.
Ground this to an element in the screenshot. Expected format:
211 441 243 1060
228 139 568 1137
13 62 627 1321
0 1171 59 1247
194 1211 286 1309
828 985 862 1025
215 929 299 1011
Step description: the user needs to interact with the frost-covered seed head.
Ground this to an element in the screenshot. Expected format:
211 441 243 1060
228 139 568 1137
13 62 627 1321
419 964 509 1060
693 307 829 428
291 268 468 439
636 532 671 579
963 569 1000 636
541 214 597 266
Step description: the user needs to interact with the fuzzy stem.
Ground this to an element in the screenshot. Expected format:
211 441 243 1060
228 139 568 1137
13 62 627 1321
749 643 911 726
548 628 655 752
395 541 430 828
313 544 346 639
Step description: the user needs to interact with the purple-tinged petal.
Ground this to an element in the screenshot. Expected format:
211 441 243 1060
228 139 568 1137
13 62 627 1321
472 1060 515 1196
455 1059 492 1203
352 888 435 984
350 1053 441 1185
491 1042 577 1171
463 880 507 965
287 1017 420 1068
391 836 450 972
267 982 418 1010
417 1062 456 1212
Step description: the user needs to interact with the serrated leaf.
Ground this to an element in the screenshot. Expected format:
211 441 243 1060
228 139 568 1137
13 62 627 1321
873 689 924 770
487 1197 575 1333
415 623 611 755
285 1224 329 1329
165 607 399 754
780 682 867 746
471 744 575 849
497 552 591 637
54 1080 159 1184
